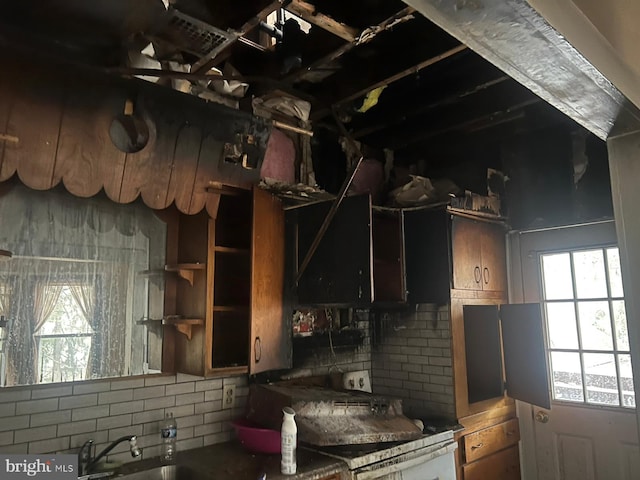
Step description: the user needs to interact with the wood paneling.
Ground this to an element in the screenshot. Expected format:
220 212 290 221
55 87 126 198
171 125 202 214
0 54 271 214
6 78 64 189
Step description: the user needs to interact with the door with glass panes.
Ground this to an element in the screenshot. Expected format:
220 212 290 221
512 221 639 480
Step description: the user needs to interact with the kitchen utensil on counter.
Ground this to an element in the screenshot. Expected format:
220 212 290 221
232 418 281 454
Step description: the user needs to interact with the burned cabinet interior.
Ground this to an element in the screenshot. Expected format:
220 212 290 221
288 197 412 306
166 187 290 377
289 194 374 306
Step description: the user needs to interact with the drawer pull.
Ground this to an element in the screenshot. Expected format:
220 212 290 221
471 443 484 450
506 430 515 436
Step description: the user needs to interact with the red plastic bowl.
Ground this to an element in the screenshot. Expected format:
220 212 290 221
232 418 281 454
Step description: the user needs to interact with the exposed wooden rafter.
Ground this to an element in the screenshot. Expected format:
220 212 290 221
353 75 511 139
284 6 416 84
192 0 283 73
284 0 359 42
311 44 467 120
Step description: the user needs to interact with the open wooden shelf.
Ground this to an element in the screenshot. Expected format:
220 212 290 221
214 246 250 254
165 263 206 286
163 317 205 340
213 305 249 313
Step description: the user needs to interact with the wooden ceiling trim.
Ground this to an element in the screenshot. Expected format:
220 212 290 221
284 0 359 42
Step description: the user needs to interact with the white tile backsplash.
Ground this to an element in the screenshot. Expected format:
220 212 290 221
0 373 247 463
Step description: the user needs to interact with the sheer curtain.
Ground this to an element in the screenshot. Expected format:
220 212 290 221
32 284 63 377
0 184 166 386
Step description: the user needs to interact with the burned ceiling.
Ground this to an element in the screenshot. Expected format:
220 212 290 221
0 0 595 213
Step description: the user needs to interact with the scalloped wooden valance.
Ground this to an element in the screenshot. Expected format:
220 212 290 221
0 53 271 217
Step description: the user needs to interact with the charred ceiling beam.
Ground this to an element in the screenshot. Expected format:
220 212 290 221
352 75 510 139
402 0 640 140
284 6 416 84
192 0 283 73
328 44 467 113
284 0 359 42
374 81 542 150
309 28 463 120
399 101 575 159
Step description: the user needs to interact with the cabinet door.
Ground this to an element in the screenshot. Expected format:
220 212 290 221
250 188 290 374
296 194 373 305
451 216 484 291
500 303 551 409
372 211 406 303
404 209 450 304
480 223 507 292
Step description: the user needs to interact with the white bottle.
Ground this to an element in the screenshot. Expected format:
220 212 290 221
281 407 297 475
161 412 177 464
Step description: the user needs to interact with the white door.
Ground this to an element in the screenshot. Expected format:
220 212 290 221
510 221 640 480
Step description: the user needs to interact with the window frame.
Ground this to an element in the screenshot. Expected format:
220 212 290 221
538 245 635 409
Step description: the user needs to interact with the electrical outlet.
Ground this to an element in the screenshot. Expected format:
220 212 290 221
222 385 235 409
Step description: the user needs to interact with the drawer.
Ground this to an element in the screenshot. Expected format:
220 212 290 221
463 418 520 463
463 445 521 480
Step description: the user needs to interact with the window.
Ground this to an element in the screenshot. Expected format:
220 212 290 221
0 185 166 386
33 284 94 383
540 247 635 408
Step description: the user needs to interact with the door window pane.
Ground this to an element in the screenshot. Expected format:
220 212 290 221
540 246 633 409
583 353 618 406
606 248 624 297
618 354 635 408
577 301 613 350
612 300 630 351
550 352 583 402
546 302 579 349
573 250 607 299
542 253 573 300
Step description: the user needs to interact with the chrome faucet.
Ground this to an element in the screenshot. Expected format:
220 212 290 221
78 435 141 476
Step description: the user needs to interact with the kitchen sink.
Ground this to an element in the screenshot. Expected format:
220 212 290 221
116 465 197 480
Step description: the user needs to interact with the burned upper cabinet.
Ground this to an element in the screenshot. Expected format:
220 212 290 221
404 208 507 304
289 194 373 306
372 209 406 303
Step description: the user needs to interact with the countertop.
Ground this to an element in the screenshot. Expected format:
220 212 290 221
118 441 348 480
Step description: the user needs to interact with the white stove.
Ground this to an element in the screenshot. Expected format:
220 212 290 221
309 430 457 480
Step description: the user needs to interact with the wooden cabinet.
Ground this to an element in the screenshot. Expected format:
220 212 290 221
451 216 507 293
463 444 521 480
289 194 373 306
403 209 507 304
167 187 290 376
452 297 550 418
462 418 520 463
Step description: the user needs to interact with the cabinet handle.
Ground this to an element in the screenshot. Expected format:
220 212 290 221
470 443 484 450
474 266 481 284
483 267 490 284
254 337 262 363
